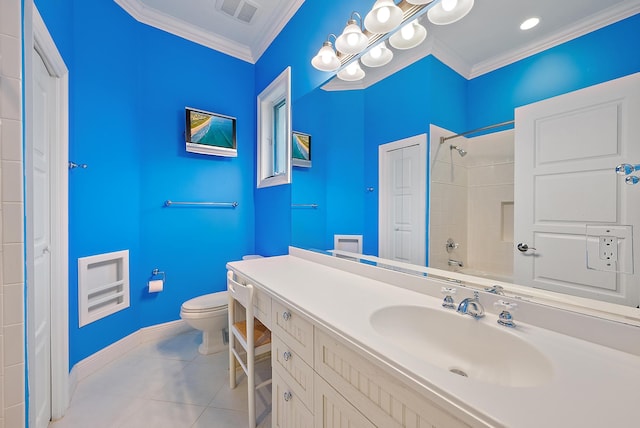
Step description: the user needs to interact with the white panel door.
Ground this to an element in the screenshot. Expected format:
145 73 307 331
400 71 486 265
32 48 54 428
514 73 640 306
379 135 426 265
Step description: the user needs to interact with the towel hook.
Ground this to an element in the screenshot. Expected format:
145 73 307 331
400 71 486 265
69 161 88 169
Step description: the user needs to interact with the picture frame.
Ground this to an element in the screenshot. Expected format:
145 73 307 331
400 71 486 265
185 107 237 157
292 131 311 167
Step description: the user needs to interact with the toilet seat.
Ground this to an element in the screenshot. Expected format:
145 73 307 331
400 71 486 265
181 292 227 314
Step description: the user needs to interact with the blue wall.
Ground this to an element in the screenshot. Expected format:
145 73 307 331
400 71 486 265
288 14 640 259
467 14 640 130
33 0 640 369
37 0 256 365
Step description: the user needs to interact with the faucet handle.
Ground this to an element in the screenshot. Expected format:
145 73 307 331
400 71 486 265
494 300 517 328
441 287 457 309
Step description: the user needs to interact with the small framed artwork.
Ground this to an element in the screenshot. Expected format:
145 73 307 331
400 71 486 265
292 131 311 167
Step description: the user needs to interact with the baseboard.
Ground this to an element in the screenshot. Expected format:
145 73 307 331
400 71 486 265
139 319 193 343
70 319 192 385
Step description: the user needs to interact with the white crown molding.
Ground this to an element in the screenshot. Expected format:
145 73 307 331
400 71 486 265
251 0 305 62
430 37 472 79
469 1 640 79
323 1 639 91
115 0 255 63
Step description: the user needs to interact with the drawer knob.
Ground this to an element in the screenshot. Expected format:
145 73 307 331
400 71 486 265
283 391 292 402
283 351 292 361
282 311 291 321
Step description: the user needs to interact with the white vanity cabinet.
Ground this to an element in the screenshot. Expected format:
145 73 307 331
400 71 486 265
269 299 471 427
271 301 315 427
229 249 640 428
314 329 470 428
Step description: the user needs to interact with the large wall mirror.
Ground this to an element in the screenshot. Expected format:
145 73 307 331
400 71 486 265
291 0 640 323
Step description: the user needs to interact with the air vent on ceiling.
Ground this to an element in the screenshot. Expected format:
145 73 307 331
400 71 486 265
216 0 259 24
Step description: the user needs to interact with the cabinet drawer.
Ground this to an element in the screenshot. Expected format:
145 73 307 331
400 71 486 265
272 367 314 428
314 373 375 428
314 329 471 428
272 300 313 363
272 334 314 410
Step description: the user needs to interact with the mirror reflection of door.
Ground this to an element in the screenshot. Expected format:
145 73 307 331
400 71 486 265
379 134 426 265
514 73 640 307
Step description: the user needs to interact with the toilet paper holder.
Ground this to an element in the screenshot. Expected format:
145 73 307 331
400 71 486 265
151 268 166 282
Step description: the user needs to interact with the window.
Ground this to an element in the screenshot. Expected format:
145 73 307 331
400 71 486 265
257 67 291 188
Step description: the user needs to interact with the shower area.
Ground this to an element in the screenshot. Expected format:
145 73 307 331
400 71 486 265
429 124 515 282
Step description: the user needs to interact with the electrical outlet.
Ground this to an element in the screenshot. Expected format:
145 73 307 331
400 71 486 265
599 236 618 262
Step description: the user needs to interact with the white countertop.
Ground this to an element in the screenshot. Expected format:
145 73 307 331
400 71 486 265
227 252 640 428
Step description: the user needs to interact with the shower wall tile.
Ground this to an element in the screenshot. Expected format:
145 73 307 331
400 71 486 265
4 403 24 428
1 6 24 425
4 363 24 407
0 0 21 39
468 163 514 187
2 203 22 243
3 324 22 366
2 243 23 285
1 118 21 161
2 283 22 326
0 77 21 121
1 160 22 202
0 35 21 79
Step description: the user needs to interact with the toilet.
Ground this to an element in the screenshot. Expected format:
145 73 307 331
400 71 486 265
180 291 228 355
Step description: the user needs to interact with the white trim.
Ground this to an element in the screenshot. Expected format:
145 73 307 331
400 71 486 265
114 0 304 63
378 134 427 265
70 320 191 383
27 5 71 422
468 1 640 79
257 67 292 188
322 2 640 90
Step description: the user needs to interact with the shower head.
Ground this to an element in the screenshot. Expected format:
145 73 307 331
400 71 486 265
450 145 467 157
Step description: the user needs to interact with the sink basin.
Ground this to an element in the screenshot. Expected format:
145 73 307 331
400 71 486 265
369 305 553 387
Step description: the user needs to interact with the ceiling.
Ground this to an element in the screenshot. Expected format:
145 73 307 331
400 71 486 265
114 0 305 63
115 0 640 87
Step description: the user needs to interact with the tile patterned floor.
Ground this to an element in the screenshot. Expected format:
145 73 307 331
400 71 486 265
49 330 272 428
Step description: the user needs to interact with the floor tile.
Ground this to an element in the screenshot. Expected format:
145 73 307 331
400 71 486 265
116 400 205 428
49 331 272 428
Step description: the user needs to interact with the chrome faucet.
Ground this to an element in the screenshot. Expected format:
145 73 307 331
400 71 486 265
484 284 504 295
448 259 464 267
457 291 485 319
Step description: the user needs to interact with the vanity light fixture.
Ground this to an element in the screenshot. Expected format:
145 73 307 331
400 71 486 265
337 61 366 81
361 41 394 67
335 12 369 55
364 0 404 34
311 34 341 72
311 1 475 81
389 20 427 50
427 0 474 25
520 17 540 30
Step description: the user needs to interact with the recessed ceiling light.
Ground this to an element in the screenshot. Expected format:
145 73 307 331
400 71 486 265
520 17 540 31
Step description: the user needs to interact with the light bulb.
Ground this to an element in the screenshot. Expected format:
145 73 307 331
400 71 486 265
346 63 358 76
442 0 458 12
401 23 415 40
520 17 540 30
370 45 382 59
347 32 359 46
321 51 332 64
377 6 390 23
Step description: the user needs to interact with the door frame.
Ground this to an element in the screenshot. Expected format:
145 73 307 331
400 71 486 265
25 5 70 422
378 134 427 264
